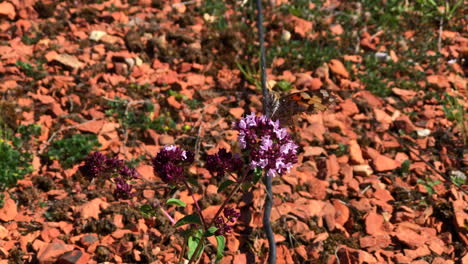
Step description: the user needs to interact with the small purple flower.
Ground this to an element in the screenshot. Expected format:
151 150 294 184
114 176 133 200
206 148 243 176
80 152 140 181
234 113 298 177
152 145 194 184
223 207 240 223
80 152 139 200
214 207 240 236
105 157 125 170
79 152 108 179
118 165 139 179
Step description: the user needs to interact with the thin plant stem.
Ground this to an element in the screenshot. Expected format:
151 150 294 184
187 170 250 264
179 235 187 263
183 181 207 230
187 238 204 264
159 207 176 225
209 169 249 226
150 197 176 225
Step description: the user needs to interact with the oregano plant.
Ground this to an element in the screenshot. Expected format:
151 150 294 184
79 111 299 263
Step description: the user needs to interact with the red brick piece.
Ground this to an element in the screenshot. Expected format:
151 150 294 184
80 234 99 248
57 250 90 264
37 242 74 264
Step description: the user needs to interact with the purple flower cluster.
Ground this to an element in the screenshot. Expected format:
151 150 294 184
114 177 133 200
206 148 243 176
152 145 194 184
80 152 139 180
79 152 139 199
235 113 298 177
79 152 108 179
214 207 240 236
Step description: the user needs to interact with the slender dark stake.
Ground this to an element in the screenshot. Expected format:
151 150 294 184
263 172 276 264
256 0 277 263
257 0 269 117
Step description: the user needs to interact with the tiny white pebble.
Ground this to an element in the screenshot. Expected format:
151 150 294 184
416 129 431 137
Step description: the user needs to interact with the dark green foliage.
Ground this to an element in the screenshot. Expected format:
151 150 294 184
0 140 33 193
46 134 101 168
0 124 41 207
16 60 47 80
276 80 294 92
21 32 43 45
200 0 227 30
105 97 177 133
13 124 42 149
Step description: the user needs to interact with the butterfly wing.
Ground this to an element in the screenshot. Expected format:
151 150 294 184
271 89 335 126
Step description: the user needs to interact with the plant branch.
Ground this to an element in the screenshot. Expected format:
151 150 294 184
150 198 177 225
183 181 207 230
179 235 188 264
209 170 249 226
187 170 249 264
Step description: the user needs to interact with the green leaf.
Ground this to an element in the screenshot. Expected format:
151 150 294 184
215 235 226 262
253 167 262 184
205 226 218 237
175 213 201 227
166 198 186 207
139 204 156 217
186 177 200 187
188 229 203 260
218 180 235 193
241 182 252 192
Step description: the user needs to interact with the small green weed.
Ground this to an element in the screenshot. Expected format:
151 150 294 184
396 160 411 177
450 171 466 187
13 124 42 149
151 114 176 133
441 93 467 144
105 97 179 133
358 53 427 97
46 134 101 168
199 0 228 30
275 80 294 92
0 124 41 207
185 99 202 110
127 82 151 95
21 32 43 45
168 90 186 101
126 155 146 168
16 60 47 81
360 0 412 31
417 178 441 195
333 143 349 157
105 97 154 130
167 90 201 110
442 93 465 121
416 0 464 25
0 140 34 200
236 61 260 89
278 0 324 20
